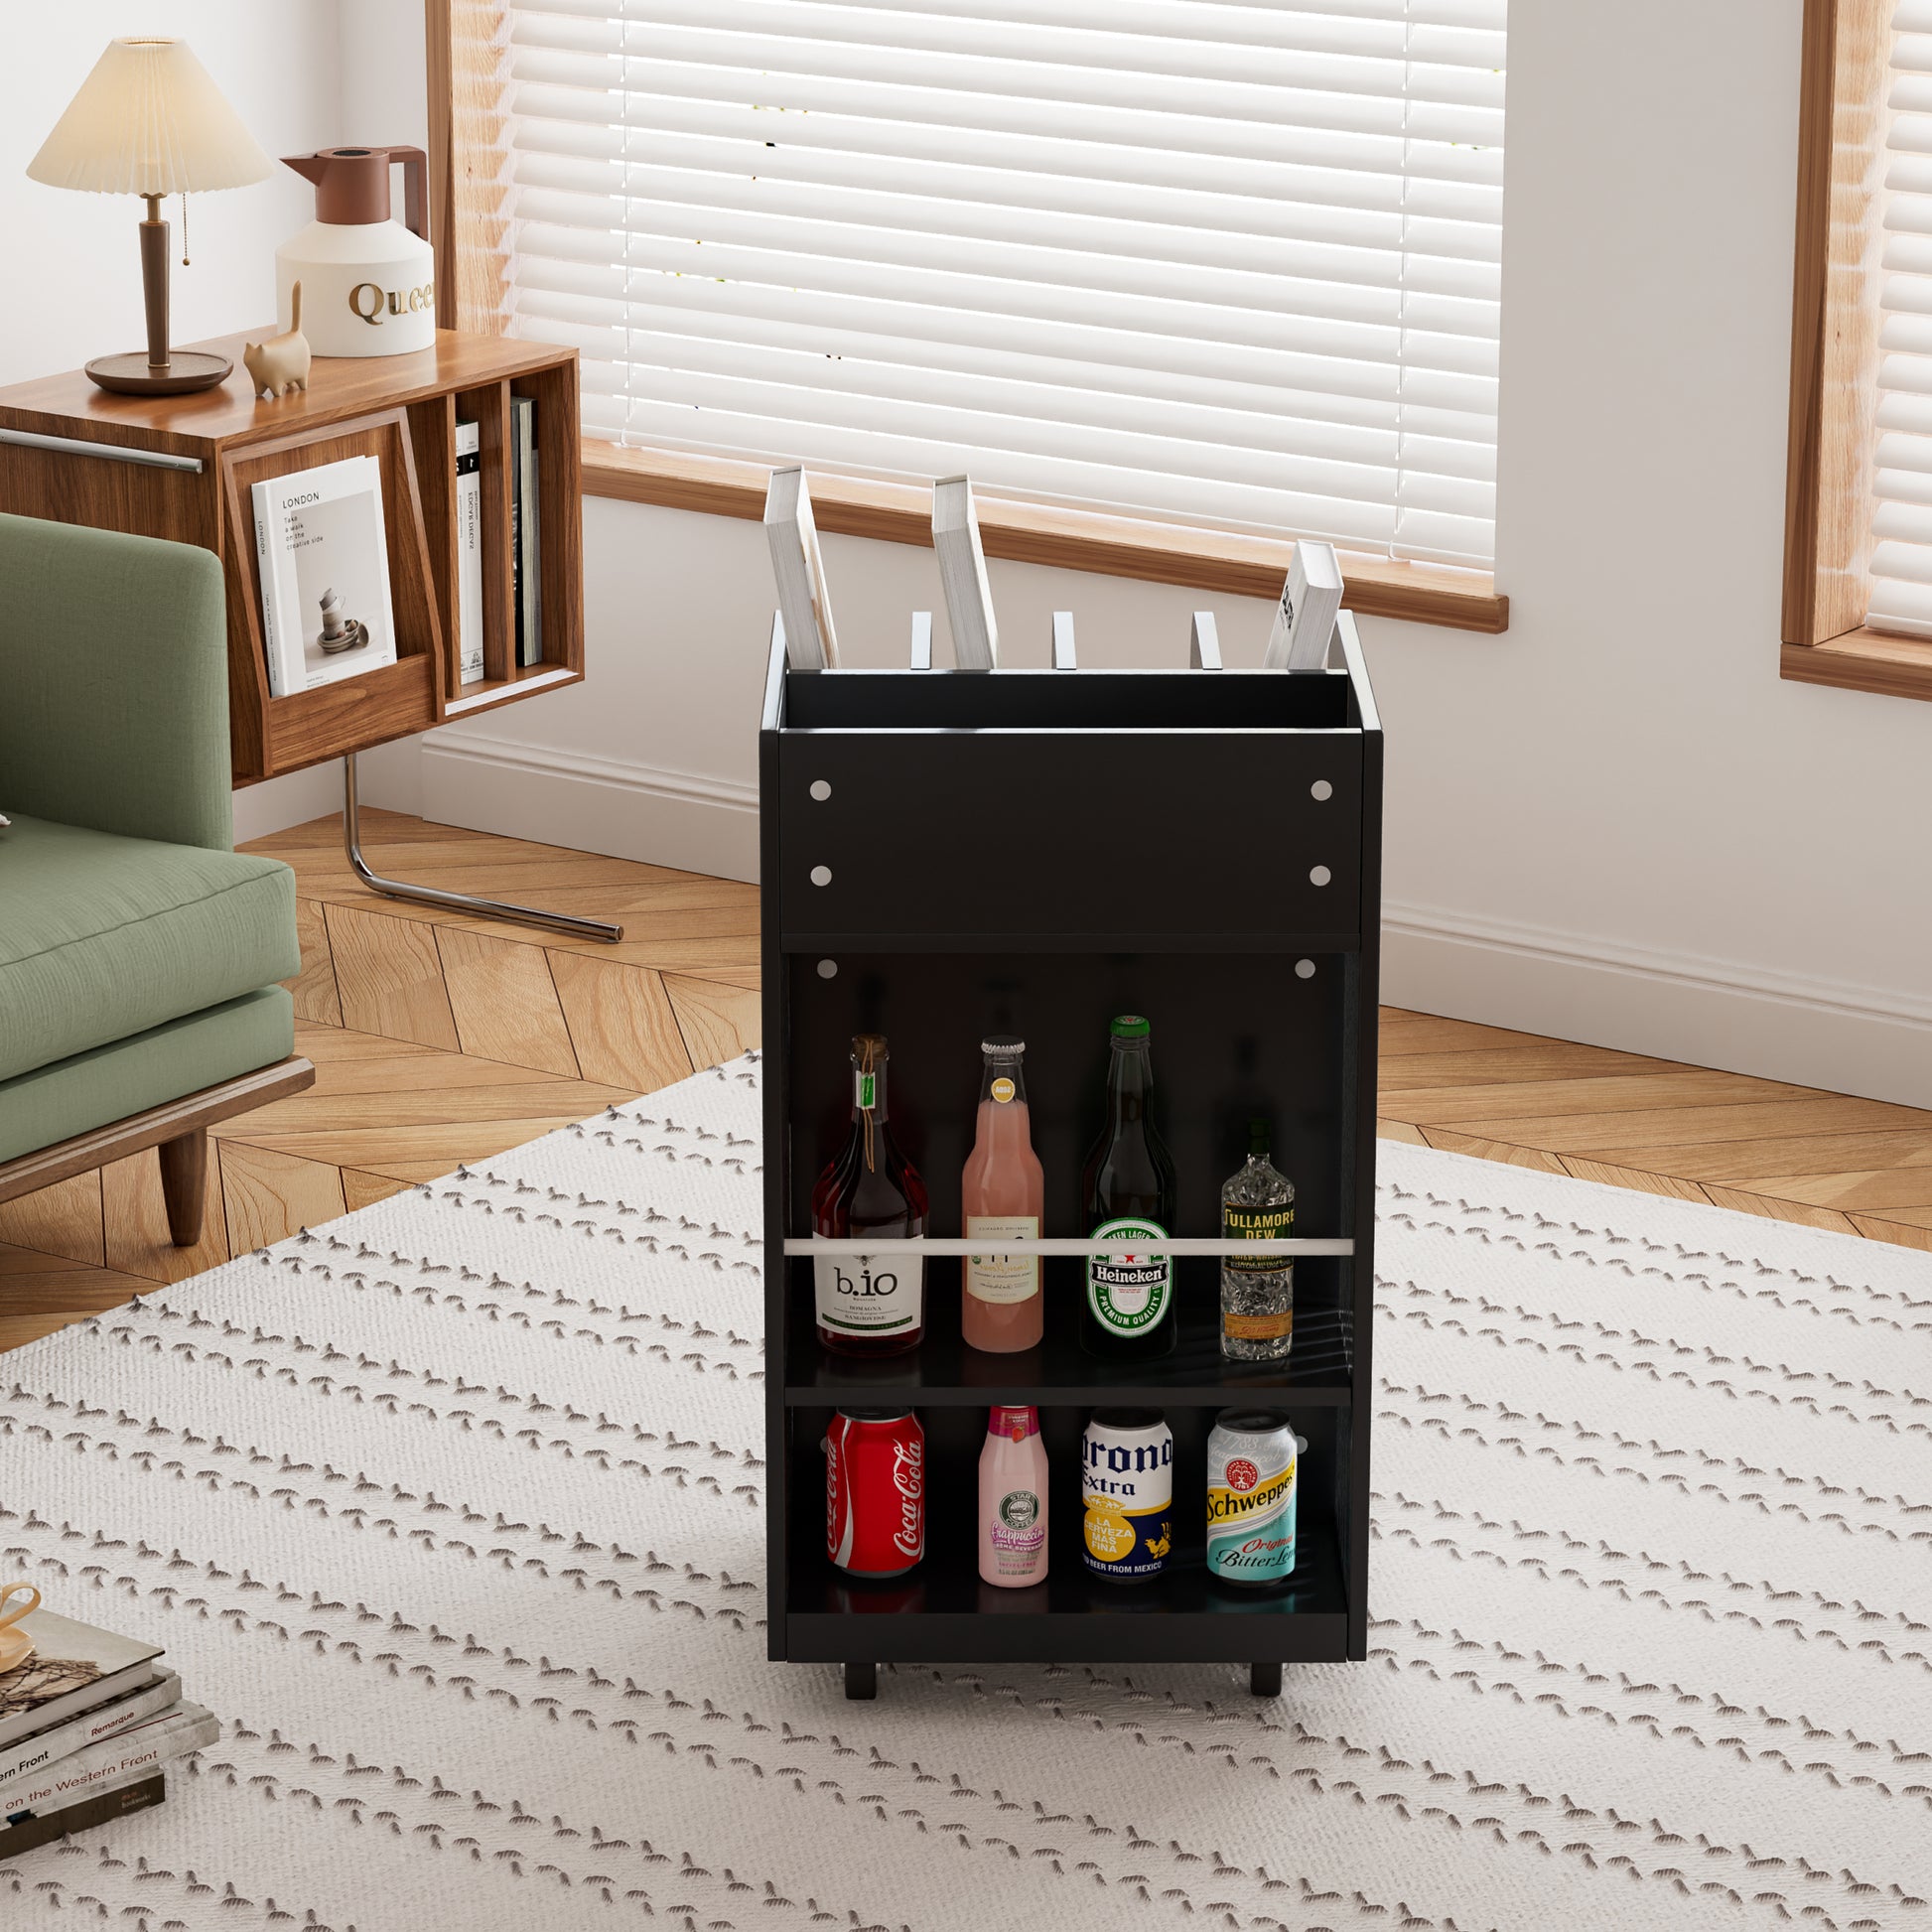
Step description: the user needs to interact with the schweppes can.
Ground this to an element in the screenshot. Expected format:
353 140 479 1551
1081 1409 1173 1583
1206 1410 1299 1587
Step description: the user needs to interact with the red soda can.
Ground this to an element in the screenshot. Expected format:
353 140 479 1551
825 1408 924 1577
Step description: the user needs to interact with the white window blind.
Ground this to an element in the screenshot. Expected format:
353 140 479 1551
502 0 1506 569
1870 0 1932 635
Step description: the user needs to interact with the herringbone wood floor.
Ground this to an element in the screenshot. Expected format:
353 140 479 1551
4 808 1930 1353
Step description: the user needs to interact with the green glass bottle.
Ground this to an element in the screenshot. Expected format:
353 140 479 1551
1080 1016 1177 1359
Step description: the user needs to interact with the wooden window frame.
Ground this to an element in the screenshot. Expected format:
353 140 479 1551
1782 0 1932 699
426 2 1508 635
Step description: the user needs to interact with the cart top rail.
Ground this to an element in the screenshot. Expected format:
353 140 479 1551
762 611 1381 737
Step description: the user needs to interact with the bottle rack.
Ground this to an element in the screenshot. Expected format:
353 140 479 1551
759 608 1382 1699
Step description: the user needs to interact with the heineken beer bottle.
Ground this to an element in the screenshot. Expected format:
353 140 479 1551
1080 1015 1177 1358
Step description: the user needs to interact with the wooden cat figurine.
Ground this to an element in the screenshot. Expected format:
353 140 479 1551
243 282 312 400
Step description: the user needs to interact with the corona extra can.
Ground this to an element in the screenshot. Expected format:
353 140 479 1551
1080 1409 1173 1582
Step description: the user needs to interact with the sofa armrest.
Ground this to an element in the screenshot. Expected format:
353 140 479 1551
0 512 233 851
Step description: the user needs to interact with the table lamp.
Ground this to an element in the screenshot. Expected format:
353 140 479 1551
27 38 274 395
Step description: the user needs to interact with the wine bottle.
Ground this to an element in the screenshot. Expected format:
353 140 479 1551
810 1034 926 1357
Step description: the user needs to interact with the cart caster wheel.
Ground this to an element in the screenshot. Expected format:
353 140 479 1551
844 1661 877 1701
1250 1661 1283 1699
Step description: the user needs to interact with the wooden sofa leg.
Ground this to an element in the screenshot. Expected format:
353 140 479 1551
157 1128 207 1247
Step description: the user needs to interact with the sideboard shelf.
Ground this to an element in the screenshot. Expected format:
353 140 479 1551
0 328 583 784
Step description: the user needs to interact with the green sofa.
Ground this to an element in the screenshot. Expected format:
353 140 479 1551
0 512 312 1242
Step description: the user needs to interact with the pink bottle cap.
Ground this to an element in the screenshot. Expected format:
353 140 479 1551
987 1405 1038 1442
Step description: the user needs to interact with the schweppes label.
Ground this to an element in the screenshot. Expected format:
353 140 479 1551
1206 1459 1297 1584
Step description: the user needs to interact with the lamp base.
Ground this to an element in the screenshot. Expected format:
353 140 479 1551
84 349 232 396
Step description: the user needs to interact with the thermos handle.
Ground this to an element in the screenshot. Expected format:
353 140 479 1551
388 146 431 244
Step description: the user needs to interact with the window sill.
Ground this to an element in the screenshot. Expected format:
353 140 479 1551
580 439 1508 635
1781 628 1932 702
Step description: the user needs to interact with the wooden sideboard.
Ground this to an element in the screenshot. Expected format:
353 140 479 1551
0 329 583 784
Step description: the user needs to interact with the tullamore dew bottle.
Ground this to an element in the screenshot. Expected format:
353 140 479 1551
1219 1120 1294 1360
1080 1016 1177 1359
810 1034 927 1357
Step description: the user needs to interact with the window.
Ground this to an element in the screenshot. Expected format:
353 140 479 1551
1867 1 1932 635
483 0 1505 575
1783 0 1932 698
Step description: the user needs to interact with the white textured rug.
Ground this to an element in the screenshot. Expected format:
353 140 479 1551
4 1053 1931 1932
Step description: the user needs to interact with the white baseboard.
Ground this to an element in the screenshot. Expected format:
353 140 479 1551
419 729 759 882
1384 900 1932 1110
405 737 1932 1107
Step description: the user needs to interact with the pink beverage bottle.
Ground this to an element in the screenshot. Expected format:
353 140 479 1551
978 1404 1049 1587
960 1036 1044 1352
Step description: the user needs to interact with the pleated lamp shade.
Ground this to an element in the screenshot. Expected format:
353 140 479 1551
27 38 273 196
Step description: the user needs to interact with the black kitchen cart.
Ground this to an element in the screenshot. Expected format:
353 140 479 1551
759 612 1382 1700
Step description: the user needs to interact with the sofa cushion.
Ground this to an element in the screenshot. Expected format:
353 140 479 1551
0 986 294 1164
0 815 298 1083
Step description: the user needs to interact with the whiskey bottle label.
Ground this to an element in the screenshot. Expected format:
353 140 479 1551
1085 1217 1172 1334
1222 1309 1294 1342
1224 1201 1294 1274
814 1250 923 1332
965 1216 1039 1304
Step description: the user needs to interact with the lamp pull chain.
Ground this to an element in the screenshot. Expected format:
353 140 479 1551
180 193 189 267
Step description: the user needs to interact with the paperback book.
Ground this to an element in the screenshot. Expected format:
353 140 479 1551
0 1772 165 1859
0 1669 182 1788
931 475 999 669
252 454 400 697
0 1702 215 1816
763 466 839 669
511 395 542 667
1263 538 1344 671
0 1607 164 1750
455 418 484 684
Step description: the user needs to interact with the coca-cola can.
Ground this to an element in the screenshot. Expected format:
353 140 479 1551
824 1408 924 1577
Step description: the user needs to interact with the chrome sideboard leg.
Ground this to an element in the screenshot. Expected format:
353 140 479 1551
342 754 624 943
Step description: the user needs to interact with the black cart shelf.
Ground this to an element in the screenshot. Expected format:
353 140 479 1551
759 611 1382 1699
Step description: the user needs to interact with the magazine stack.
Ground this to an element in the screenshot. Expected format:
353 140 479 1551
0 1584 215 1854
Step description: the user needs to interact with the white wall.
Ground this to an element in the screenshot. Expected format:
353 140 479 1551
422 0 1932 1107
0 4 424 841
19 5 1932 1103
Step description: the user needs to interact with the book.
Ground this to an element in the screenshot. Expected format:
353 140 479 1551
1263 539 1344 671
931 476 998 670
0 1670 181 1789
0 1702 215 1816
455 418 484 685
0 1772 165 1858
763 466 839 669
252 455 400 697
511 395 542 667
0 1608 164 1750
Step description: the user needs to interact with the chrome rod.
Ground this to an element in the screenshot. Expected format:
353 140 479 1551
343 753 623 943
0 425 203 472
784 1237 1353 1257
